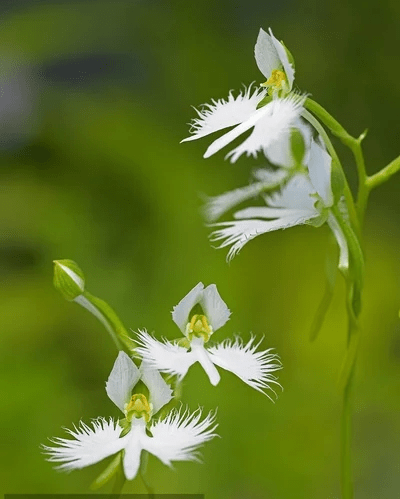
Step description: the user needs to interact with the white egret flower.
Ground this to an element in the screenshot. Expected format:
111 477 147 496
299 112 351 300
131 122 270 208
43 352 217 480
210 140 349 266
135 283 281 398
182 28 300 163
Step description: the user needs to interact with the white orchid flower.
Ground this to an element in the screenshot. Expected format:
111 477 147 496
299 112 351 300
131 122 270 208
181 28 300 163
254 27 295 93
209 140 349 266
43 352 217 481
135 283 282 398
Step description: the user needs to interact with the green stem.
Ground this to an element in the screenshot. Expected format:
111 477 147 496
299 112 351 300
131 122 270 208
140 470 155 498
304 99 369 224
305 98 355 147
366 154 400 190
341 358 356 499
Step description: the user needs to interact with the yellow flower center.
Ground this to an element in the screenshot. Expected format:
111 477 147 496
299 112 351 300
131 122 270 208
262 69 287 94
185 314 213 342
125 394 152 422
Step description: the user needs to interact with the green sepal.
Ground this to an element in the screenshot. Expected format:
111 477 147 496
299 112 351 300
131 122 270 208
306 209 329 228
53 259 85 301
90 452 123 490
290 128 306 165
309 238 337 342
330 159 345 204
256 94 272 109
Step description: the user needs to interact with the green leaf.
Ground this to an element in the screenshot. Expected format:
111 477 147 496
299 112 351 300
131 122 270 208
309 239 337 341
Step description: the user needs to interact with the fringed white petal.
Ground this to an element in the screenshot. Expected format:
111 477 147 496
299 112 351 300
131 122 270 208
145 408 218 466
135 330 196 379
201 284 231 332
204 169 287 222
105 351 141 412
254 27 281 81
182 85 266 142
226 94 305 163
139 361 173 415
207 336 282 399
203 103 269 159
210 213 318 261
172 282 205 333
307 140 334 207
43 418 124 471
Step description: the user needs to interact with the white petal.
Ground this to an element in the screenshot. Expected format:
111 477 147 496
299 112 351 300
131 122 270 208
172 282 205 333
135 330 196 380
327 212 349 272
190 336 221 386
210 213 318 261
254 27 281 80
263 129 293 167
204 169 287 222
204 104 269 159
201 284 231 332
307 140 334 207
105 352 141 412
182 85 266 142
226 94 305 163
145 408 218 466
234 206 316 219
266 174 316 211
139 361 173 414
204 182 271 223
269 28 295 90
122 418 146 480
43 418 125 471
207 336 282 399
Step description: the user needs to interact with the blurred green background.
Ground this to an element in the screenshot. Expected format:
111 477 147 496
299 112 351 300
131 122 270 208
1 1 399 497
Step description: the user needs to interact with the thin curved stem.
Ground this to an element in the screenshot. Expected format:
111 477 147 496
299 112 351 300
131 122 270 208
111 470 126 497
367 154 400 190
341 359 356 499
304 99 369 224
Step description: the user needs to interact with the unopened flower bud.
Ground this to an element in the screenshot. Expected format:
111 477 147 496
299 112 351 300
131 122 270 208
53 259 85 301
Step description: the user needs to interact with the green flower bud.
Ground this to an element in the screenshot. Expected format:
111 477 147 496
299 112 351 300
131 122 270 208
53 259 85 301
